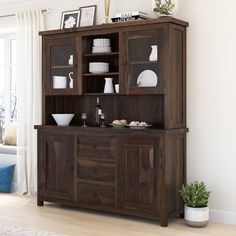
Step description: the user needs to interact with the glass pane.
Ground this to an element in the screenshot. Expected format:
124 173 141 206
10 65 17 121
0 39 5 65
0 66 5 92
11 39 16 65
51 44 74 66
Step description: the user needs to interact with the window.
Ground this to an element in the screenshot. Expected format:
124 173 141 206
0 34 16 143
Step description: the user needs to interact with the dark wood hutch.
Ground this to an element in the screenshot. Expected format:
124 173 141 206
35 17 188 227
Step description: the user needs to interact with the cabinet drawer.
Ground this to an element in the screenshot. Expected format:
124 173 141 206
77 182 115 207
77 136 114 161
77 160 115 182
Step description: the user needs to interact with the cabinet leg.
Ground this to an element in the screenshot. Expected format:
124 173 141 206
160 215 168 227
37 199 44 206
179 212 184 218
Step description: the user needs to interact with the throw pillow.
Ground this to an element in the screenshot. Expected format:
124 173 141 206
3 122 17 146
0 165 15 193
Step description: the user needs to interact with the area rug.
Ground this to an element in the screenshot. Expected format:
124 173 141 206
0 223 65 236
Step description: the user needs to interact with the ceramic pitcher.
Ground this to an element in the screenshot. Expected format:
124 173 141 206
104 77 114 93
69 72 73 88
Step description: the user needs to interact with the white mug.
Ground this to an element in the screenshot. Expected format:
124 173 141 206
115 84 119 93
68 55 73 65
53 76 67 89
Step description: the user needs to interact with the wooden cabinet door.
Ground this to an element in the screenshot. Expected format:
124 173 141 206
122 28 165 94
117 137 160 214
39 133 74 201
43 37 81 95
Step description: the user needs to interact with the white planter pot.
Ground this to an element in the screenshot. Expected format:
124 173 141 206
185 205 209 227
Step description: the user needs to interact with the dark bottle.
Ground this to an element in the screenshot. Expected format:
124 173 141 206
95 97 102 126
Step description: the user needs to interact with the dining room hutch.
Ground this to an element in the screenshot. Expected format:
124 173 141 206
35 17 189 227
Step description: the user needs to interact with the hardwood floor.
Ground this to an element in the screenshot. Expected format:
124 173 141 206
0 194 236 236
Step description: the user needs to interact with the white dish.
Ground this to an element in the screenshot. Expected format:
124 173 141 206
52 114 75 126
92 46 111 53
93 38 110 47
89 62 109 73
137 70 158 87
126 124 152 129
110 123 126 128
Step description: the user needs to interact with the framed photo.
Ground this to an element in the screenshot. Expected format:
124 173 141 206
60 10 80 29
79 5 96 27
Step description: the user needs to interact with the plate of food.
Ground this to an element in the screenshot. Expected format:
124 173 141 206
126 121 152 129
110 119 127 128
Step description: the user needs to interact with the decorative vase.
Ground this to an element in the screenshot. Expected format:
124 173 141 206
69 72 73 88
104 77 114 93
184 205 209 227
149 45 158 61
104 0 110 24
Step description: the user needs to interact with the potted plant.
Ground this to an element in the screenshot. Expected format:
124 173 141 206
153 0 176 17
179 181 211 227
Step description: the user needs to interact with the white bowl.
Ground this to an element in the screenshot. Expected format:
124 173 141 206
89 62 109 74
52 114 75 126
93 38 110 47
92 46 111 53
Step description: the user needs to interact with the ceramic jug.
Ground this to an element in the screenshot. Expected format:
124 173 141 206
149 45 158 61
104 77 114 93
69 72 73 88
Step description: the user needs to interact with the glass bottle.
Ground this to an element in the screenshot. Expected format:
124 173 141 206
95 97 102 127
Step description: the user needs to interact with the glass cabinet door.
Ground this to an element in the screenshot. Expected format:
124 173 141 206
44 38 78 95
125 29 165 94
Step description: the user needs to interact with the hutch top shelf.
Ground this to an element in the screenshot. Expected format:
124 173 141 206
39 17 189 36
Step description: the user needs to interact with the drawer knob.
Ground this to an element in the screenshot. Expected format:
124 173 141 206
93 192 98 197
94 168 98 173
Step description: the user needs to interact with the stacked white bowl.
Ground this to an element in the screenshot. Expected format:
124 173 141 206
89 62 109 74
92 38 111 53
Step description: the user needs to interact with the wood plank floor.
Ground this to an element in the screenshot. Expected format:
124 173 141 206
0 194 236 236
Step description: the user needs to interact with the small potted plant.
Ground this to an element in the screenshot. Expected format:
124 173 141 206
153 0 176 17
179 181 211 227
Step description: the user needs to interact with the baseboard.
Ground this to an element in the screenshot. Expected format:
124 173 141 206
210 209 236 225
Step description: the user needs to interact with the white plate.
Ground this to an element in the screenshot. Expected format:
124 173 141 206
137 70 158 87
126 124 152 129
110 123 126 128
92 46 111 53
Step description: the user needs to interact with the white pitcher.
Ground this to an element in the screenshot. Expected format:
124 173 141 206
149 45 158 61
104 77 114 93
69 72 73 88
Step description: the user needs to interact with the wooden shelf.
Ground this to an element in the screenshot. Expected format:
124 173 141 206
84 52 119 57
129 61 157 65
83 72 119 77
83 93 120 96
51 65 73 69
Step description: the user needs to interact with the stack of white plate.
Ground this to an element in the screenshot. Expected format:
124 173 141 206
92 38 111 53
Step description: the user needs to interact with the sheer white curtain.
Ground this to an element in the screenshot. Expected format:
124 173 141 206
16 10 44 194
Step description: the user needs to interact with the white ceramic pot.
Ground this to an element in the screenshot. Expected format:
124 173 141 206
53 76 67 89
185 205 209 227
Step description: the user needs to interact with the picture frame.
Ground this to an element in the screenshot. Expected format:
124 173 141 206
79 5 96 27
60 10 81 29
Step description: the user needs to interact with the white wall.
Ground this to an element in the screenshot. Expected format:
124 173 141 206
0 0 236 225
